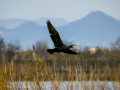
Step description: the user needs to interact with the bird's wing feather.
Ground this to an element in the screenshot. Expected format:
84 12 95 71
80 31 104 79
47 20 63 47
50 35 58 46
63 49 78 54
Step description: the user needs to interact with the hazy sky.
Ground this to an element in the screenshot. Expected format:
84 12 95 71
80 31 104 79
0 0 120 22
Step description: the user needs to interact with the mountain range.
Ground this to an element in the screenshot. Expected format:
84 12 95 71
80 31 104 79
0 18 67 29
0 11 120 49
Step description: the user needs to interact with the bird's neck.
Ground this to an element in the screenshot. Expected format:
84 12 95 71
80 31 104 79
68 45 73 49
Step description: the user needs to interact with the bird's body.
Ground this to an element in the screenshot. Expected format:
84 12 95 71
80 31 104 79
55 45 68 50
46 20 80 55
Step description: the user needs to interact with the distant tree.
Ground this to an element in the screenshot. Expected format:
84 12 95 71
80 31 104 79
82 46 90 59
0 37 5 61
7 40 20 51
83 46 90 53
34 40 48 59
0 37 5 49
94 47 103 58
6 40 21 61
35 40 48 51
111 37 120 51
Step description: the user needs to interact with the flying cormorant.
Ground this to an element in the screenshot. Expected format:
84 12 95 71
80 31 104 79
47 20 80 55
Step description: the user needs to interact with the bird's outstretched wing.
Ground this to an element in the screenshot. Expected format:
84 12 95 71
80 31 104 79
63 49 80 54
47 20 63 47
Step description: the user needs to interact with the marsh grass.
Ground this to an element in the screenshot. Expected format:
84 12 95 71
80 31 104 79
0 52 120 90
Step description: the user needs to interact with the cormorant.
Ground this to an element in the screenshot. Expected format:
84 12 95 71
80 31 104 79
47 20 80 55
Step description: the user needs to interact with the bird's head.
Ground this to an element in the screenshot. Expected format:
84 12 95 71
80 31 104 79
69 45 78 48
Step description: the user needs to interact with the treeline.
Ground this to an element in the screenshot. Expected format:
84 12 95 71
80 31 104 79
0 36 120 66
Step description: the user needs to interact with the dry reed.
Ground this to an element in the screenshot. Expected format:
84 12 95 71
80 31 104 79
0 52 120 90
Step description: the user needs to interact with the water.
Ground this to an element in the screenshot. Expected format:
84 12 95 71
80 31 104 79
9 81 120 90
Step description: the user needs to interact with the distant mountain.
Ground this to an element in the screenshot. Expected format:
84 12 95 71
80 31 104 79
58 11 120 47
34 18 68 27
0 18 68 29
1 11 120 49
2 21 49 48
0 19 27 29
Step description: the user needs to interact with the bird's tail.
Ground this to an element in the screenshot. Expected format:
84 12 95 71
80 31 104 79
47 49 54 54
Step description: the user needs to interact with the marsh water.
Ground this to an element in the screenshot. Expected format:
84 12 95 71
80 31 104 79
9 81 120 90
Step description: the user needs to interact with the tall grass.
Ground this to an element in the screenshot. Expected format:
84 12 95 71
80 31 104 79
0 52 120 90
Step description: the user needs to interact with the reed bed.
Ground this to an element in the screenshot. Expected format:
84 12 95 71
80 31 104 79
0 52 120 90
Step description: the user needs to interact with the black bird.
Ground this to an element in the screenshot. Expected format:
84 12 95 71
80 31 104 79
47 20 80 55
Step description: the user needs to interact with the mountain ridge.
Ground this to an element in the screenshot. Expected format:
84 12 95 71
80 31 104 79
0 11 120 48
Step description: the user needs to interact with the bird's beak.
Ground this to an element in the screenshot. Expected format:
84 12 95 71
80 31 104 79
73 45 78 47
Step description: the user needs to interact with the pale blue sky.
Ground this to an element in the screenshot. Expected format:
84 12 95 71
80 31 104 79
0 0 120 22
